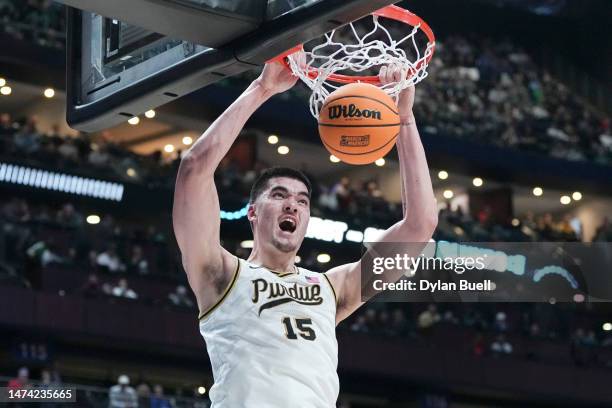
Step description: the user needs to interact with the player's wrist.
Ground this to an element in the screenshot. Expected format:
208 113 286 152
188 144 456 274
251 78 276 98
399 114 416 126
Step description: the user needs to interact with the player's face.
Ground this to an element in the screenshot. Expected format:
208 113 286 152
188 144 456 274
252 177 310 253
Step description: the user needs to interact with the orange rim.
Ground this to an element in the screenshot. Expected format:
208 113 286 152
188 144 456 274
268 5 436 85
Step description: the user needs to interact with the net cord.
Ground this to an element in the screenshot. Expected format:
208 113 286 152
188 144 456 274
287 15 435 118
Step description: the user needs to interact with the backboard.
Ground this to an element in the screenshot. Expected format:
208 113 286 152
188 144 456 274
60 0 399 132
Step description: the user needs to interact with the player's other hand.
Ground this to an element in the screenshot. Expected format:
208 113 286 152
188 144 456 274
256 52 303 95
378 64 415 121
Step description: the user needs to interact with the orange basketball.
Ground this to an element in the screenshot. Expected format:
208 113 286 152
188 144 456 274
318 82 400 165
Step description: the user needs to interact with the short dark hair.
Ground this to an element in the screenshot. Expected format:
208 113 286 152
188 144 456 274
249 167 312 204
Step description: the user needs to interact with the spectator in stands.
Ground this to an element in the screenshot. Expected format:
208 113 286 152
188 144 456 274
38 369 61 408
493 311 509 332
168 285 194 308
3 198 31 222
593 217 612 242
136 383 151 407
388 308 410 337
8 366 30 390
150 385 172 408
80 273 102 298
418 304 440 330
56 203 84 228
57 137 79 164
88 144 110 168
570 328 587 366
13 117 40 155
0 112 15 136
473 333 485 357
97 245 126 273
109 374 138 408
111 278 138 299
490 334 513 356
331 176 353 211
349 314 369 333
127 245 149 275
26 238 66 268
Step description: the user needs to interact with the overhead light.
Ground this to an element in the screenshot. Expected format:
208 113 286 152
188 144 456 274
126 168 136 177
144 109 156 118
329 155 340 163
277 145 289 155
295 255 301 263
317 253 331 263
375 158 385 167
560 195 571 205
472 177 483 187
197 386 206 395
0 78 5 87
572 192 582 201
0 86 12 95
164 144 175 153
511 218 519 227
268 135 279 144
443 189 454 199
127 116 139 125
182 136 193 146
240 240 254 249
603 322 612 331
532 187 543 197
437 170 448 180
86 215 101 225
43 88 55 98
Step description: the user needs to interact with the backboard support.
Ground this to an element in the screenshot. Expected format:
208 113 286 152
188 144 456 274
62 0 399 132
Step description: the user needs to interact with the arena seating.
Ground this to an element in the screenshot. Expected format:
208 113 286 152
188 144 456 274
1 1 611 406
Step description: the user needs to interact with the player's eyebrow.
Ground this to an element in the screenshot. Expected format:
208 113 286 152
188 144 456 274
269 186 289 194
269 186 310 199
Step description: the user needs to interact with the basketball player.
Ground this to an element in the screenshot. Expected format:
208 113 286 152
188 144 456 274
173 60 437 407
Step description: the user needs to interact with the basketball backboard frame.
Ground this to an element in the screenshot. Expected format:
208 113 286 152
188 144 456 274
64 0 399 132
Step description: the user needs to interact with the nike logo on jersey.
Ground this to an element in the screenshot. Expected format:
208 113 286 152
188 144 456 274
251 278 323 315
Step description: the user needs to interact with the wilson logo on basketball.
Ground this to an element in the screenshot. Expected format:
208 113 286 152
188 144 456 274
328 104 382 120
340 135 370 147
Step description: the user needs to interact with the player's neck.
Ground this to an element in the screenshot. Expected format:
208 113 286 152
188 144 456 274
247 247 295 274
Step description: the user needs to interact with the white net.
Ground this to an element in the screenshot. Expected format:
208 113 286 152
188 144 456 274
286 12 435 118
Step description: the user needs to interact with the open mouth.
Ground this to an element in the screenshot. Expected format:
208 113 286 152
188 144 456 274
279 219 297 233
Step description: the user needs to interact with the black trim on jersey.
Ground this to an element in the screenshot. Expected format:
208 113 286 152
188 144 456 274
322 273 338 307
198 256 240 321
249 263 299 277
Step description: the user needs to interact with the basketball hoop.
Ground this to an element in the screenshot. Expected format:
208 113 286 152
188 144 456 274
273 5 435 118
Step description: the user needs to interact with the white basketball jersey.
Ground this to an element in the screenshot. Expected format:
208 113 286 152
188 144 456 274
198 257 339 408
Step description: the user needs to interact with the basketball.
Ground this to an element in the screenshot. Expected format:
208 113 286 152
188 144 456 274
318 82 400 165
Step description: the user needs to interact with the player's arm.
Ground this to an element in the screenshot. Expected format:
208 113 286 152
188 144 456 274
325 67 438 324
173 62 298 311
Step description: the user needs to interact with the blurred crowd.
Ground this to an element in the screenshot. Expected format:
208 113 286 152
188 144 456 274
6 114 606 241
1 1 611 166
0 114 180 188
415 35 611 165
2 194 612 375
0 0 64 48
345 302 612 369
